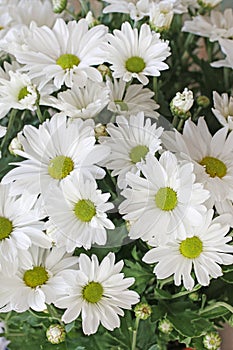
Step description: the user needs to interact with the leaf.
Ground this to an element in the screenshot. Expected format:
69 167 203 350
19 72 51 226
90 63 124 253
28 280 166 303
148 345 160 350
65 321 76 333
154 288 172 300
221 271 233 284
123 260 154 293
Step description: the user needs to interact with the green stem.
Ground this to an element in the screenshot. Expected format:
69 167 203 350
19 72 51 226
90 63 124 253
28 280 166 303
36 104 44 123
177 118 184 132
131 317 140 350
172 115 179 128
199 302 233 315
0 109 17 154
153 76 158 102
171 284 202 299
46 305 62 324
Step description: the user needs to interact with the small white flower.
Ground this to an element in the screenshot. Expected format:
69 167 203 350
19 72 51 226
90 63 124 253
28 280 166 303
0 245 78 313
99 112 163 189
211 38 233 69
45 174 115 251
0 183 51 275
119 151 209 244
182 9 233 42
143 209 233 290
106 78 160 118
2 115 109 196
162 117 233 204
212 91 233 129
171 87 194 115
0 126 6 138
203 332 221 350
104 21 170 85
149 1 174 32
103 0 150 21
55 252 139 335
44 80 110 119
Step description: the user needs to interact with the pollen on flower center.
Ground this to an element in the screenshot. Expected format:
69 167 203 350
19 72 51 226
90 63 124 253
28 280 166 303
199 156 227 178
179 236 203 259
56 54 80 70
23 266 49 288
74 199 96 222
130 145 149 164
125 56 146 73
48 155 74 180
0 217 13 240
155 187 178 211
82 281 103 303
18 86 29 101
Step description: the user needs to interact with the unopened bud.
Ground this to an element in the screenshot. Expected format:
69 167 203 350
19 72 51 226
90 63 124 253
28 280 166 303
52 0 67 13
197 95 210 108
134 303 152 320
189 292 199 301
97 64 111 79
8 135 23 155
94 123 107 138
170 88 194 118
158 318 173 334
46 324 66 344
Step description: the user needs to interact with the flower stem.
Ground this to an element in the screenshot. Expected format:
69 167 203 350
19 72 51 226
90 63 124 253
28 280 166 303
36 104 44 123
131 317 140 350
0 109 17 155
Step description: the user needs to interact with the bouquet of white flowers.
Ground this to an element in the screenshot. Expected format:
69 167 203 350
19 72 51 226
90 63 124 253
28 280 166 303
0 0 233 349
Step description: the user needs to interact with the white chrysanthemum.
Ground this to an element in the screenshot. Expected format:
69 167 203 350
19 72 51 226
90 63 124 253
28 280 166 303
215 199 233 227
44 80 110 119
143 209 233 290
212 91 233 129
211 38 233 69
99 112 163 189
2 114 109 196
162 117 233 204
106 78 160 118
149 1 174 32
103 0 150 21
104 22 170 85
0 245 78 312
10 18 107 90
169 0 198 14
55 252 139 335
119 151 209 244
182 9 233 42
0 184 51 276
171 87 194 115
45 174 115 251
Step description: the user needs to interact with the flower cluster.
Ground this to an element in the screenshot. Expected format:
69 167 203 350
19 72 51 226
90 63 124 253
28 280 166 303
0 0 232 349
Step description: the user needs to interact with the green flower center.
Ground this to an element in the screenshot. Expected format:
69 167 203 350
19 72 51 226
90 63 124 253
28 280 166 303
114 100 129 111
18 86 29 101
199 156 227 178
56 54 80 70
82 281 103 303
0 217 13 240
48 155 74 180
130 145 149 164
23 266 49 288
179 236 203 259
74 199 96 222
125 56 146 73
155 187 178 211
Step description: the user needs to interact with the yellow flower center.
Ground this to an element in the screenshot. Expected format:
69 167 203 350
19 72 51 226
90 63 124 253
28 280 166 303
23 266 49 288
155 187 178 211
56 54 80 70
199 156 227 178
18 86 29 101
82 281 103 303
74 199 96 222
0 217 13 240
130 145 149 164
179 236 203 259
48 155 74 180
125 56 146 73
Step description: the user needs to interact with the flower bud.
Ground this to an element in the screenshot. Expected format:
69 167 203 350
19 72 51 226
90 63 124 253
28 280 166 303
198 0 222 11
97 64 111 80
46 324 66 344
158 318 173 334
8 135 23 156
203 332 221 350
94 123 108 138
149 2 174 33
170 88 194 118
52 0 67 13
196 95 210 108
134 303 152 320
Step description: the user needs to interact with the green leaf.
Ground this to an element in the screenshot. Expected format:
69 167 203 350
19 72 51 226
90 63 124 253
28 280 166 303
221 271 233 284
154 288 172 300
148 345 160 350
123 260 154 293
65 321 76 333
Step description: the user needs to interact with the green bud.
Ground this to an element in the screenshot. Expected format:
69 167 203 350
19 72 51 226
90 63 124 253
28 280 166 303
94 123 108 138
46 324 66 344
52 0 67 13
188 292 199 301
203 332 221 350
196 95 210 108
158 318 173 334
134 303 152 320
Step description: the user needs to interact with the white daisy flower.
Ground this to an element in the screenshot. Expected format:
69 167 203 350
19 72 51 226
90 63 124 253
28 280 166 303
0 184 51 276
119 151 209 245
149 1 174 32
99 112 163 189
103 0 150 21
44 80 110 119
0 245 78 312
182 9 233 42
212 91 233 129
104 21 170 85
215 199 233 227
55 252 140 335
45 174 115 252
143 209 233 290
2 114 109 196
211 38 233 69
106 78 160 119
162 117 233 204
10 18 108 90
